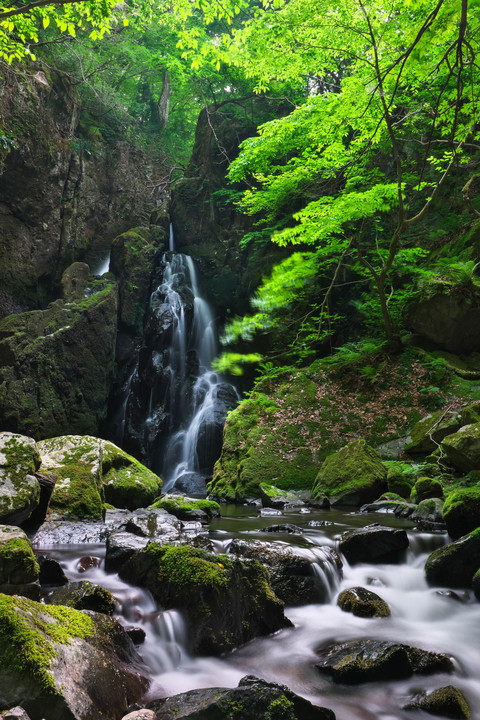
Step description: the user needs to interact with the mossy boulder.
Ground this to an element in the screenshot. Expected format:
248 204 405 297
37 436 104 520
0 432 41 525
411 497 445 529
312 440 387 507
119 542 290 655
410 477 444 504
473 568 480 600
442 487 480 539
339 525 409 564
0 525 39 599
459 401 480 427
441 423 480 472
425 529 480 588
385 461 417 499
404 411 461 454
100 440 162 510
337 586 391 618
404 685 471 719
151 495 220 522
0 593 149 720
46 581 116 616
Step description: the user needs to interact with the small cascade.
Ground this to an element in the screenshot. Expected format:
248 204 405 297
93 252 111 276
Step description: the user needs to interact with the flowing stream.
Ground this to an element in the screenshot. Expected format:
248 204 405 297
39 507 480 720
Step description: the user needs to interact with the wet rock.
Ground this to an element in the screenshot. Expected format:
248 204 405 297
442 487 480 539
147 675 335 720
170 472 208 498
2 707 32 720
411 497 446 531
404 411 461 454
312 439 387 507
441 422 480 472
77 556 100 573
260 507 282 516
151 495 220 522
339 524 409 564
0 432 41 525
259 483 305 509
229 538 342 605
315 639 453 684
123 626 146 645
404 685 471 719
0 525 40 600
37 556 68 587
122 711 156 720
46 580 116 615
0 595 149 720
100 439 162 510
425 529 480 588
264 523 303 534
436 590 470 603
337 586 391 618
360 499 415 517
119 543 291 655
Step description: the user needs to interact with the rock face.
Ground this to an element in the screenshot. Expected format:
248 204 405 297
425 529 480 588
0 525 40 600
147 675 335 720
339 525 409 565
0 433 40 525
408 290 480 353
312 440 387 507
0 594 149 720
119 543 291 655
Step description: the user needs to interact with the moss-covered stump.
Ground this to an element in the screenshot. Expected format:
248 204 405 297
410 477 444 504
339 525 409 565
0 432 41 525
404 685 471 719
100 440 162 510
46 581 116 615
425 529 480 588
0 526 40 600
0 594 149 720
0 278 118 439
37 436 104 520
442 487 480 539
148 675 335 720
404 411 461 454
151 495 220 522
312 440 387 507
441 423 480 472
337 586 391 618
315 639 453 684
119 543 290 655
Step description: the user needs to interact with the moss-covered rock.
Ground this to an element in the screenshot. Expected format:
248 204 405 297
38 436 104 520
0 525 39 599
119 542 290 655
473 568 480 600
410 477 444 504
404 685 471 719
425 528 480 588
312 440 387 507
46 581 116 615
405 411 461 454
385 461 418 499
411 497 445 528
337 586 391 618
442 487 480 539
0 432 40 525
100 440 162 510
459 401 480 427
441 423 480 472
0 593 149 719
151 495 219 521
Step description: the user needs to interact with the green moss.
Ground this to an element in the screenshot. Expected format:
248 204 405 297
0 536 39 584
443 486 480 538
152 496 220 519
410 476 443 504
265 696 296 720
0 593 94 693
145 544 232 591
50 462 103 519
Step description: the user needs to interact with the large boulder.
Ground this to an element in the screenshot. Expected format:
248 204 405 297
0 594 149 720
441 423 480 472
339 524 409 564
315 639 453 684
147 675 335 720
404 411 461 454
312 440 387 507
0 432 40 525
425 529 480 588
119 543 291 655
442 487 480 539
408 290 480 353
100 440 162 510
0 525 40 600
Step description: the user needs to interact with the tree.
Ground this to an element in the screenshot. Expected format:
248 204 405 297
222 0 479 357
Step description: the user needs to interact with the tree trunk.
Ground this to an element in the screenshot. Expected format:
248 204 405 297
157 71 170 130
375 275 402 352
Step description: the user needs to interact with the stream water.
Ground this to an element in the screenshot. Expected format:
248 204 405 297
38 507 480 720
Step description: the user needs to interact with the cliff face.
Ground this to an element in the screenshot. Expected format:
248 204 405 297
0 63 165 316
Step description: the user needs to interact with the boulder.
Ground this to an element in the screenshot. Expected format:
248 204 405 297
147 675 335 720
339 524 409 564
0 525 39 600
0 432 40 525
442 487 480 539
337 586 391 618
459 401 480 427
312 440 387 507
404 685 471 719
259 483 305 509
119 543 291 655
37 556 68 588
228 538 342 605
46 581 116 615
410 477 443 504
2 707 32 720
360 498 416 517
411 497 445 531
441 423 480 472
315 639 453 684
385 461 416 498
151 495 220 522
170 472 207 498
0 594 149 720
425 529 480 588
405 412 461 454
407 291 480 354
100 440 162 510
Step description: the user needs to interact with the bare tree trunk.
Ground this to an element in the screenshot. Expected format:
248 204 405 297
157 71 170 130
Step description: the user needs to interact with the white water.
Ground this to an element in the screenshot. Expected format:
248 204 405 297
93 253 111 276
42 512 480 719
